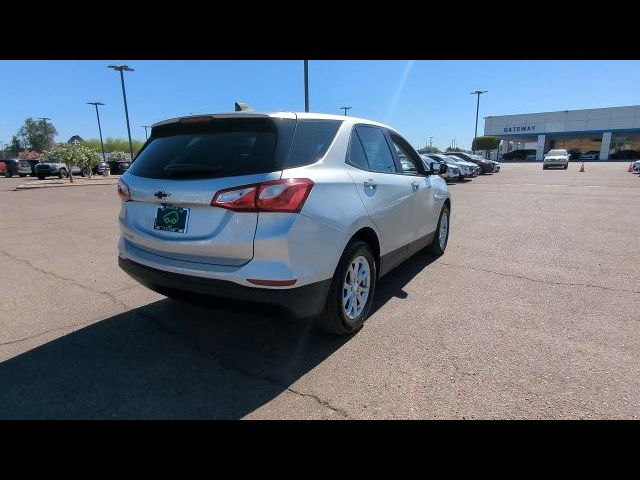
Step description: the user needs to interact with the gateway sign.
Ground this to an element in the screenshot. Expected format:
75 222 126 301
504 125 536 133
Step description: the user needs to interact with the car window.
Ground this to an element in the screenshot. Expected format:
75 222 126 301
127 117 296 179
346 129 370 170
285 119 342 169
388 135 421 175
354 126 396 174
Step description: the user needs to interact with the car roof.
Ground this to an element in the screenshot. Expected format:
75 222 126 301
151 111 395 131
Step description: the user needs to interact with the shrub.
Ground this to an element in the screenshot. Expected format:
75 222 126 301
42 143 101 182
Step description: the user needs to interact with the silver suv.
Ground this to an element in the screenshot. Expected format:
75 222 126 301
117 112 451 335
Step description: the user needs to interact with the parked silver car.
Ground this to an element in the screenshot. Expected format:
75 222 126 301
117 112 451 335
543 149 570 169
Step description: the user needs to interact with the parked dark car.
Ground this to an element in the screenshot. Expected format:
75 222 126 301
567 150 581 160
501 149 536 161
2 158 20 177
93 161 110 175
447 152 497 174
0 161 6 176
107 159 131 174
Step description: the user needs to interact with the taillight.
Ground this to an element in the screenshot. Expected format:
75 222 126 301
211 178 314 213
118 178 132 201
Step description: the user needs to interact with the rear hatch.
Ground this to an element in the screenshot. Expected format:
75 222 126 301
121 114 297 267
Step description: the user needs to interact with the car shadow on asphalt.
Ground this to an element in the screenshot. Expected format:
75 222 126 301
0 251 440 419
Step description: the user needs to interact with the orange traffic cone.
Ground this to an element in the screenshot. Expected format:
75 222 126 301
579 162 585 172
628 163 634 172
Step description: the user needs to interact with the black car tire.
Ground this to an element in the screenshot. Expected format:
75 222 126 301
59 169 68 179
429 204 450 256
4 171 10 178
19 174 26 177
37 174 45 180
314 240 377 336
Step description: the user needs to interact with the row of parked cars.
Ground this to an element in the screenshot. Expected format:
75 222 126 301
500 149 601 161
0 158 132 179
420 151 501 182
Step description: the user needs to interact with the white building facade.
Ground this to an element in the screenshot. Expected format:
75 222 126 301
484 105 640 160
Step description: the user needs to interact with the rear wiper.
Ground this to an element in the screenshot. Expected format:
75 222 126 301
164 164 225 176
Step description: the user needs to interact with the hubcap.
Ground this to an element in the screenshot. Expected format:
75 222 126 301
439 211 449 249
342 255 371 320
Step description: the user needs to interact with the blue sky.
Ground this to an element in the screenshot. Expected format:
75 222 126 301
2 60 640 151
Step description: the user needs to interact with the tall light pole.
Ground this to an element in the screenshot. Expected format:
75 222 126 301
141 125 150 140
428 136 434 148
304 60 309 112
87 102 106 162
37 117 52 150
470 90 488 153
108 64 135 160
340 106 352 116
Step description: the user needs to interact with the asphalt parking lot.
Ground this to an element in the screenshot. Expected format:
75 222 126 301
0 163 638 419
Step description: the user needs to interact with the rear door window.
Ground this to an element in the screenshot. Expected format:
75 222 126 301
354 126 396 174
127 117 295 179
285 120 342 168
346 130 370 170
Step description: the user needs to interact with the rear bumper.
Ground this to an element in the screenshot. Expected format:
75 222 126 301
118 256 331 318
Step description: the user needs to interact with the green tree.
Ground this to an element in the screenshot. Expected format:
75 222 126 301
82 138 144 155
8 135 23 156
417 146 440 154
445 146 463 152
472 136 500 152
17 117 58 152
108 151 132 162
42 143 101 183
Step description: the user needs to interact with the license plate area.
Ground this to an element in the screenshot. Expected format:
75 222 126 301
154 205 189 233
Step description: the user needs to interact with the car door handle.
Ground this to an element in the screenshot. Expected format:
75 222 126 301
364 180 377 189
411 181 420 191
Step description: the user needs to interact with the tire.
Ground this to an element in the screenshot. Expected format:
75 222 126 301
542 165 547 170
563 164 568 170
37 175 45 180
4 171 10 178
314 240 377 336
59 169 68 179
19 174 26 177
428 204 450 256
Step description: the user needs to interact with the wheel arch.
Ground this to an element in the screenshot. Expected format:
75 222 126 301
349 226 381 275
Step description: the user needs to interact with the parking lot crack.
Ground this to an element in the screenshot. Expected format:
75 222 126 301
438 261 640 295
0 320 98 347
0 250 129 310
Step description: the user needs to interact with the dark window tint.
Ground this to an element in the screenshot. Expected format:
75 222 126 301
128 117 295 179
285 120 342 168
347 130 370 170
355 126 395 173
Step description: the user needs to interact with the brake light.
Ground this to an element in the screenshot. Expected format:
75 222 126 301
211 178 314 213
118 178 132 201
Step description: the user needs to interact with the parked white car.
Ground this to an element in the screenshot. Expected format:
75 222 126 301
117 112 451 335
429 154 479 178
632 160 640 173
543 149 570 169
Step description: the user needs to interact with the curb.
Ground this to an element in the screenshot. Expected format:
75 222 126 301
15 179 119 190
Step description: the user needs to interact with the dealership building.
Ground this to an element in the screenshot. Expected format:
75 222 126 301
484 105 640 160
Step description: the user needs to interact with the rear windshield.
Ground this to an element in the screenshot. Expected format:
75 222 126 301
127 117 296 179
547 149 567 156
126 116 341 180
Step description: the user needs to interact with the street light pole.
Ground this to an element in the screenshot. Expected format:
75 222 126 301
340 106 352 116
87 102 106 162
141 125 150 140
470 90 488 153
429 136 434 148
37 117 52 150
304 60 309 112
108 65 135 160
